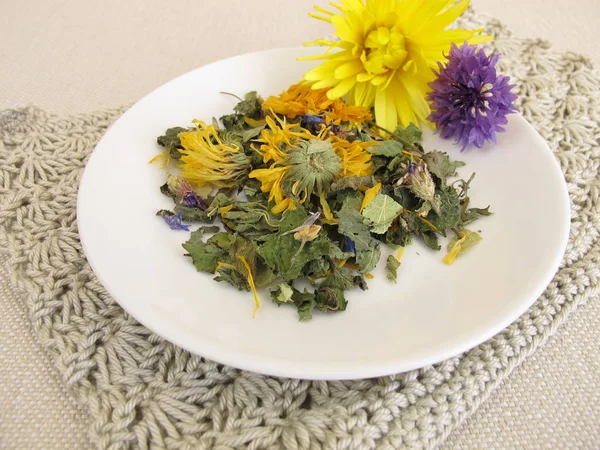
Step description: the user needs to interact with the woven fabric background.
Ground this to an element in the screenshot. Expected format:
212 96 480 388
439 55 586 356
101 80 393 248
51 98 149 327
1 12 599 449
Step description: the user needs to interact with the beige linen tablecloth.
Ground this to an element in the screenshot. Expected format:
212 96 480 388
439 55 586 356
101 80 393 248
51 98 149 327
1 1 599 448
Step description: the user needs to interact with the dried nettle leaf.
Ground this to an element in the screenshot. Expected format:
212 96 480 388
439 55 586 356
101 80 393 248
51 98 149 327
361 193 403 234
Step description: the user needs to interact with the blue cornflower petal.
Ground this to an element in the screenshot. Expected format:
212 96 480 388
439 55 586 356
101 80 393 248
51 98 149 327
162 213 190 231
343 236 356 255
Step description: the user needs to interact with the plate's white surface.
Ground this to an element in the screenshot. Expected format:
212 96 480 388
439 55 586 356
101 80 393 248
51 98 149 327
77 48 570 380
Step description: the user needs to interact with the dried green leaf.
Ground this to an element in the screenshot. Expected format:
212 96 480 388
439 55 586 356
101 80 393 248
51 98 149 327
220 113 244 131
270 283 294 305
270 284 314 321
423 150 465 187
422 231 441 251
337 205 373 252
278 206 309 233
257 233 351 282
443 229 483 264
214 265 250 291
385 255 401 283
174 205 215 223
206 231 236 251
242 124 266 143
315 286 347 312
302 257 331 279
206 193 233 217
220 201 279 237
157 127 187 159
426 188 461 235
156 209 174 218
330 175 377 191
367 139 404 157
159 182 177 200
392 123 422 148
461 206 492 226
234 91 262 117
355 241 381 273
321 266 364 291
182 230 228 273
295 295 314 321
362 193 403 234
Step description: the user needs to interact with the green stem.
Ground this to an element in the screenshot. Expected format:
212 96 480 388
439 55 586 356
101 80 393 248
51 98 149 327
371 123 423 154
220 91 244 102
292 239 307 261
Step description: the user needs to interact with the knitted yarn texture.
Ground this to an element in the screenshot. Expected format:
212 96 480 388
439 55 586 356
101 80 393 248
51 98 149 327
1 13 599 450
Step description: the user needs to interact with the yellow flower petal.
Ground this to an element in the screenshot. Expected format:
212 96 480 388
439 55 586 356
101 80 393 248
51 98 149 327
351 81 377 107
237 256 261 317
312 78 339 90
304 60 339 81
244 117 266 127
294 225 322 242
271 197 297 215
424 0 470 31
375 89 398 132
360 182 382 212
334 59 364 80
148 148 171 169
396 246 405 260
389 78 418 128
443 230 482 265
332 15 362 44
319 192 339 224
326 77 357 99
219 204 233 218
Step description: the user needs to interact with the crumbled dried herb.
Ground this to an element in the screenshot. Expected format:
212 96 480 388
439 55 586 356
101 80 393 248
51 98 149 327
152 88 491 320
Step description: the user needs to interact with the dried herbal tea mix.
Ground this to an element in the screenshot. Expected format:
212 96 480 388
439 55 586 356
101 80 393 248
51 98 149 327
151 85 491 320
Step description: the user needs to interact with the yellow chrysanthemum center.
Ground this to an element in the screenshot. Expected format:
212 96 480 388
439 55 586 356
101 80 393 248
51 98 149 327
363 26 407 74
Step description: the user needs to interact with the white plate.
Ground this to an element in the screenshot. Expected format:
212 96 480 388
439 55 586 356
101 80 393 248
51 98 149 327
77 48 570 380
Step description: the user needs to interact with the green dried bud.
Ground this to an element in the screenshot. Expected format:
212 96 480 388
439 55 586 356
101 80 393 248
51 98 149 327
398 160 441 215
283 139 341 197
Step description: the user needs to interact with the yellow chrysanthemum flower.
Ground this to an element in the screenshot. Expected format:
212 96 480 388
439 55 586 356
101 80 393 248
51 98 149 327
302 0 491 132
262 82 372 126
178 120 249 187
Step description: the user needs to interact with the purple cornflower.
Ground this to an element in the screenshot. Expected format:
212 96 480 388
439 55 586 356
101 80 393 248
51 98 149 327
162 213 190 231
427 42 518 150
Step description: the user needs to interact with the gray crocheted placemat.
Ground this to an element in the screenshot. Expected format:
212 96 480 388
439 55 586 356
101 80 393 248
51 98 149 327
1 13 599 450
